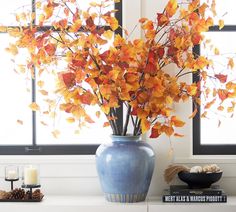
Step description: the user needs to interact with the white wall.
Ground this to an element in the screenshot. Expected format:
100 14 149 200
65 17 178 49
1 0 236 197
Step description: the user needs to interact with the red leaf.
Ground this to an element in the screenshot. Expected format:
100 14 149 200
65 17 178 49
157 13 169 26
61 72 76 88
218 89 228 102
215 74 228 83
45 43 56 56
157 47 165 59
86 16 95 29
145 62 157 74
150 128 161 138
191 33 202 45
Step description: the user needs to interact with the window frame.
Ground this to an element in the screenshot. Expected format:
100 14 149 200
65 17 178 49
193 25 236 155
0 0 123 155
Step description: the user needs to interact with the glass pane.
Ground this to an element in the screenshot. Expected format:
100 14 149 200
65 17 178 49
201 32 236 145
36 70 112 145
201 0 236 25
0 34 32 145
36 0 114 26
0 0 31 26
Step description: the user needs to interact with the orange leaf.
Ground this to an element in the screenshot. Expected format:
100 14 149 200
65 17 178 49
139 18 148 23
174 133 184 137
171 116 185 127
189 108 198 119
103 122 110 127
29 102 40 111
218 89 228 102
85 116 95 124
157 13 169 26
165 0 178 17
17 120 23 125
204 99 216 109
215 74 227 83
141 119 151 134
217 106 224 111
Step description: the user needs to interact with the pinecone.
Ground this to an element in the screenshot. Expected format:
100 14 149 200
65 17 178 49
32 189 43 200
24 189 43 200
7 188 25 200
0 190 10 200
23 190 31 200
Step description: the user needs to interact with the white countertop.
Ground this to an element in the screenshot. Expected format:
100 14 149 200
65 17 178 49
0 196 236 212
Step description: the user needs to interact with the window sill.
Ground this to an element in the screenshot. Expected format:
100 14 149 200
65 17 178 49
1 196 236 212
0 155 96 164
174 156 236 164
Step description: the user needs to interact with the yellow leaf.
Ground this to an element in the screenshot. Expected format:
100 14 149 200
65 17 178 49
0 26 7 32
228 58 234 69
5 44 18 56
36 1 41 9
66 117 75 123
96 111 101 118
106 17 118 31
38 90 48 96
214 48 220 55
29 102 40 111
219 19 224 30
40 121 48 126
103 30 113 40
7 28 21 37
37 80 44 88
101 105 110 114
166 96 173 105
52 130 60 138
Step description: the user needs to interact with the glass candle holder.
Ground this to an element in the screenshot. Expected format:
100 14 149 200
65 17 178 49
22 165 40 186
5 165 19 180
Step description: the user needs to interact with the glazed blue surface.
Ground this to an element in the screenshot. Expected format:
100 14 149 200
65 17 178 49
96 135 155 202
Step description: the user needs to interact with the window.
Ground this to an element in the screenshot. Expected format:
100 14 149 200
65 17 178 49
0 0 123 155
193 1 236 155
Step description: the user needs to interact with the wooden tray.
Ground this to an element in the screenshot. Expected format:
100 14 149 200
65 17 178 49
0 195 44 202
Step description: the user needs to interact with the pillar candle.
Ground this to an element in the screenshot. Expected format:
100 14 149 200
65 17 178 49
24 166 38 185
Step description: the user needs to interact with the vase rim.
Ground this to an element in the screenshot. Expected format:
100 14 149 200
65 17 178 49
110 134 141 142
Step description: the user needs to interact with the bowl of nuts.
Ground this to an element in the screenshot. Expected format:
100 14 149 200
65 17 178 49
178 164 223 189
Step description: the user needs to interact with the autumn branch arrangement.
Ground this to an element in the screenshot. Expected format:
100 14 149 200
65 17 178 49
3 0 236 138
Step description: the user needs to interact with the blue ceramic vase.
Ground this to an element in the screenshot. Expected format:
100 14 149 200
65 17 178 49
96 135 155 203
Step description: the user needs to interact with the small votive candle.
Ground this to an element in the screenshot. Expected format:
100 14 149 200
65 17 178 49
5 166 19 180
23 165 39 185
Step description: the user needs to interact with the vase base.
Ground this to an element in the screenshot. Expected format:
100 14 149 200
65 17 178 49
105 193 147 203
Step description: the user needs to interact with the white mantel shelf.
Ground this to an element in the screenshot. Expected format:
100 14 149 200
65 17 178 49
1 196 236 212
